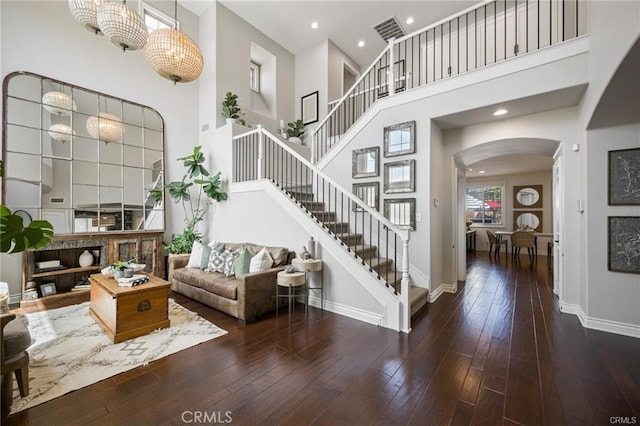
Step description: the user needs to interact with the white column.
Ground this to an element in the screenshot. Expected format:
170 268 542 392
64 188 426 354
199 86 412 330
388 38 396 96
257 124 264 180
401 235 411 333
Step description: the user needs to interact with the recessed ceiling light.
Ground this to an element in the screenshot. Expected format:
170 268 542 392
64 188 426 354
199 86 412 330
358 40 365 47
479 170 486 174
311 21 319 29
406 17 414 25
493 108 508 116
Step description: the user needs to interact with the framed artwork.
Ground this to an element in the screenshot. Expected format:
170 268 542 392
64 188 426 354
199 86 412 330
353 182 379 211
301 91 319 125
384 198 416 230
384 160 415 193
352 147 379 178
609 148 640 205
377 60 406 97
513 185 542 209
608 216 640 274
384 121 415 157
40 282 57 296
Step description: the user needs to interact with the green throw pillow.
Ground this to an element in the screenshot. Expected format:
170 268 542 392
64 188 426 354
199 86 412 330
234 247 255 276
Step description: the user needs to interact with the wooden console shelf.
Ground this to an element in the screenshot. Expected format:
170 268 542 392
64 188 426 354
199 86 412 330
21 231 164 312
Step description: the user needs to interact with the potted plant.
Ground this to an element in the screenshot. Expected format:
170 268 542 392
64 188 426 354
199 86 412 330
111 260 134 279
221 92 241 125
286 119 305 144
164 146 228 255
0 160 54 254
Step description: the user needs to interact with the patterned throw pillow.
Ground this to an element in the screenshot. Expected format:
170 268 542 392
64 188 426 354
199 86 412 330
206 249 226 273
223 248 242 277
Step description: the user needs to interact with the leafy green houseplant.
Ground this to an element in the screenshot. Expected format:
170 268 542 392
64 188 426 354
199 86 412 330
221 92 240 120
164 146 228 254
0 160 54 254
286 119 305 143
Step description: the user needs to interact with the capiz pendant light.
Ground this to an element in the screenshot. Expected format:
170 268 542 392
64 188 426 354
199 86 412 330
86 113 124 143
68 0 106 35
144 0 203 83
42 91 77 116
97 0 147 52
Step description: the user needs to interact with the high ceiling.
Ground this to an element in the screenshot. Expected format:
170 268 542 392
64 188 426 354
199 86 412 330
184 0 480 67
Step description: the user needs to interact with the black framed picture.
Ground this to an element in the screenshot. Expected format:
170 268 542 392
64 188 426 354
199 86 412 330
301 91 319 125
608 148 640 205
608 216 640 274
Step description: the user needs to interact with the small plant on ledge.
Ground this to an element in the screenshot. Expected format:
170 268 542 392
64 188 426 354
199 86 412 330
286 119 305 143
221 92 241 123
164 146 228 254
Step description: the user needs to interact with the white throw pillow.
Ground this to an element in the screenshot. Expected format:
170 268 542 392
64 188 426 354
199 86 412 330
249 247 274 273
187 241 210 269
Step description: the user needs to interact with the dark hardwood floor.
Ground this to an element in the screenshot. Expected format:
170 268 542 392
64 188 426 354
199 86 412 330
4 253 640 425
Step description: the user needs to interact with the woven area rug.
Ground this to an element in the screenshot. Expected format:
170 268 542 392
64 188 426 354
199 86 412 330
11 299 227 413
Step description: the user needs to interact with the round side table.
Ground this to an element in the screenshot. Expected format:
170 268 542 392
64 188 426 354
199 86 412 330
292 258 323 311
276 271 307 319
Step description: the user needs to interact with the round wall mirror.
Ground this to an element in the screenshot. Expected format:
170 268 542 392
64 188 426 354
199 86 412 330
515 212 541 231
516 187 540 206
513 185 542 208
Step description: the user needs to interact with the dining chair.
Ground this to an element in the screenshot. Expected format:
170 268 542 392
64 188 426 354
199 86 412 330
486 230 508 256
511 230 536 260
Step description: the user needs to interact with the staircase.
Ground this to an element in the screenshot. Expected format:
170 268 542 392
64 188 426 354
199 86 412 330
287 185 428 316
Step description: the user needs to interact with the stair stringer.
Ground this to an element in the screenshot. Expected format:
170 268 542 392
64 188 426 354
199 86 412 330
232 180 405 332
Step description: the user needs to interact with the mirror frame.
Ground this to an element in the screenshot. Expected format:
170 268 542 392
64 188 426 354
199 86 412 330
513 185 542 209
513 210 543 232
383 120 415 157
384 198 416 230
353 182 379 212
2 71 166 235
352 147 379 178
384 159 415 194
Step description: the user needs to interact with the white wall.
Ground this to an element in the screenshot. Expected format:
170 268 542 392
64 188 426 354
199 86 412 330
295 41 328 129
584 123 640 329
215 4 295 133
430 122 446 288
327 40 361 105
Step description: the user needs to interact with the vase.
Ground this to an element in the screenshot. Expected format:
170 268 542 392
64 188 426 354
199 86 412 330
79 250 94 267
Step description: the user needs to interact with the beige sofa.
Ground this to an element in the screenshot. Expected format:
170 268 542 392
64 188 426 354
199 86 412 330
168 243 293 323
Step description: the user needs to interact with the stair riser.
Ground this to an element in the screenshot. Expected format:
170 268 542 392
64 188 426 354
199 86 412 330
351 246 377 259
310 212 336 222
324 223 350 233
300 201 325 210
370 261 393 275
337 234 363 245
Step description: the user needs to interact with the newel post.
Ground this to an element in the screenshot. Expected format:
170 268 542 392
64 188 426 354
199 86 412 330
401 233 411 333
257 124 264 180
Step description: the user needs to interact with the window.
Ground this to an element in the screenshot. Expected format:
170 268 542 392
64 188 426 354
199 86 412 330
140 2 175 33
466 184 503 225
250 62 260 92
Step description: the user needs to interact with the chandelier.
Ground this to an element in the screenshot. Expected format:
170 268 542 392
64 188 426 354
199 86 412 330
48 124 75 142
42 91 77 116
86 113 124 143
68 0 106 35
96 0 147 51
144 0 203 83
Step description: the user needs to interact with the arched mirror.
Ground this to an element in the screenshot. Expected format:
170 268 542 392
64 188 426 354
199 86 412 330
2 71 165 235
514 211 542 232
513 185 542 208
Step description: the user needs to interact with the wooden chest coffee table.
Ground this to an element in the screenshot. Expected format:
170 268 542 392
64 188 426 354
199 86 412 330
89 273 170 343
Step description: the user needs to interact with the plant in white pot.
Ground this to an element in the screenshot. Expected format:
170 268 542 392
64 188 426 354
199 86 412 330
286 119 305 144
221 92 241 125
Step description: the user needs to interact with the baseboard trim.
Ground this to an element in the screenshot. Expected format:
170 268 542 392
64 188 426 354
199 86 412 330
428 282 457 303
307 295 384 327
560 302 640 338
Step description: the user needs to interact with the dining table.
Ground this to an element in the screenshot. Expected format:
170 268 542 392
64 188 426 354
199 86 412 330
494 230 554 257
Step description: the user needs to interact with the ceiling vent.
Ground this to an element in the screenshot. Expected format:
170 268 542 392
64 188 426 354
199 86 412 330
373 16 405 42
